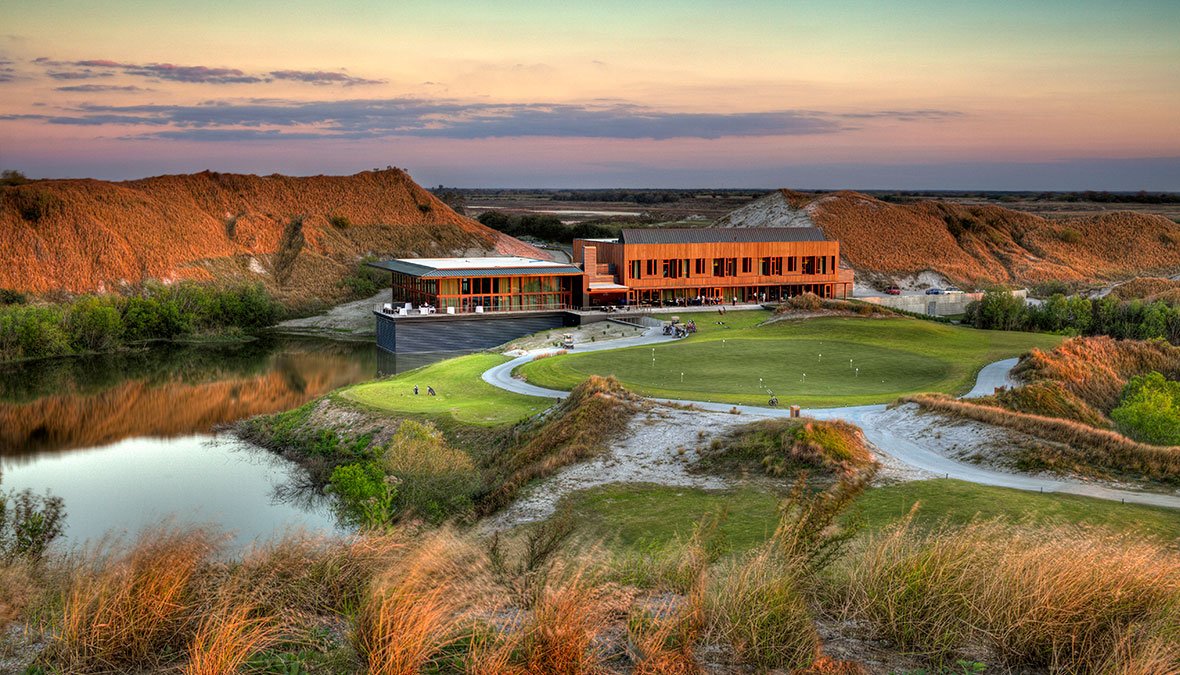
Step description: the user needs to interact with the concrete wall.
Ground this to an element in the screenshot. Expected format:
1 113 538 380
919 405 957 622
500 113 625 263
375 310 577 353
858 289 1028 317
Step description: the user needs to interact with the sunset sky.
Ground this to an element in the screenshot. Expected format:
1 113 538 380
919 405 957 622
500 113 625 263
2 0 1178 188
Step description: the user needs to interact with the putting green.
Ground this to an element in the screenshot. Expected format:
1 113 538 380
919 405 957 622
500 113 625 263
340 353 549 426
518 314 1063 408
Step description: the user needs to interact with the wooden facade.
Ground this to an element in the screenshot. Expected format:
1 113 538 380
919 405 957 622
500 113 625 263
573 228 853 307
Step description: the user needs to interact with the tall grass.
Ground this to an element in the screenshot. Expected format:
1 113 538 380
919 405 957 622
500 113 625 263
706 547 819 670
353 529 488 675
183 593 280 675
45 527 220 671
839 517 1180 672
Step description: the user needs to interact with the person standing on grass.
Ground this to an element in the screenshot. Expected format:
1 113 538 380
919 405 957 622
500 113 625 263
427 386 436 396
413 385 419 395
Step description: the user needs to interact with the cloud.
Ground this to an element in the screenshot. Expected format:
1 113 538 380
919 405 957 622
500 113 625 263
74 60 266 84
14 96 959 142
29 57 384 87
269 69 383 86
47 69 114 80
55 84 148 92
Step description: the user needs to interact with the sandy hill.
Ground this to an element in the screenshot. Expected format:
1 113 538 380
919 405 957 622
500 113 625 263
0 169 540 305
716 189 1180 288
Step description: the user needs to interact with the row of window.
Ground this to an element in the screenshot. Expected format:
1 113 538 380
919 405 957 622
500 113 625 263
628 256 835 280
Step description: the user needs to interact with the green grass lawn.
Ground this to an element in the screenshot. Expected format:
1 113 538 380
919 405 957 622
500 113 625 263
339 353 550 426
560 480 1180 555
518 313 1063 408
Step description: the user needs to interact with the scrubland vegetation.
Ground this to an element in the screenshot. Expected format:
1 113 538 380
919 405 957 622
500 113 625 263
0 282 282 362
4 475 1177 673
908 336 1180 483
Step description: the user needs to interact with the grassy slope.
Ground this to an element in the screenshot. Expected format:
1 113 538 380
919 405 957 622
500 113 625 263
562 480 1180 554
340 353 549 426
519 313 1063 408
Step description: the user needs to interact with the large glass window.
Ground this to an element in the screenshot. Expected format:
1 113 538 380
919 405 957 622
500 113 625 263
630 259 642 279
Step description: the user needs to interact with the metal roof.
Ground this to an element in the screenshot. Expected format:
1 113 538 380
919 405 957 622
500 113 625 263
367 257 583 278
618 227 829 245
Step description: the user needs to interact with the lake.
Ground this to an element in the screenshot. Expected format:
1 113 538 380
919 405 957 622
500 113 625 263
0 337 454 550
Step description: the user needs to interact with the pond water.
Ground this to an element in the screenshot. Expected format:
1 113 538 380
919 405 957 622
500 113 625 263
0 336 456 550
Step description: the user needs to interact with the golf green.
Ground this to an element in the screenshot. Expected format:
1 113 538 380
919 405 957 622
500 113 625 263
518 314 1063 407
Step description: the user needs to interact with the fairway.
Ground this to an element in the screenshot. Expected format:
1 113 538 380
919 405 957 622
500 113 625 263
559 480 1180 555
518 313 1063 407
340 353 550 426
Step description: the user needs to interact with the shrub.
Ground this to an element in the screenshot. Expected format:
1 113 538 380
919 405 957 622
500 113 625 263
1056 227 1082 243
327 462 398 528
381 420 481 522
340 258 385 299
1111 371 1180 445
0 484 66 562
66 295 123 352
328 214 352 229
0 169 29 186
0 288 26 305
7 187 63 223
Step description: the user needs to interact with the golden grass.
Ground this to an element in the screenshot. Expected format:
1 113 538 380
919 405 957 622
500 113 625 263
779 189 1180 285
46 527 220 671
353 529 490 675
839 517 1180 671
905 393 1180 482
0 170 540 301
706 547 819 670
522 569 614 674
183 593 280 675
1012 336 1180 413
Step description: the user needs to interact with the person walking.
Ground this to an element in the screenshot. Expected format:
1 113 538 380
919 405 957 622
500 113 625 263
427 386 436 396
413 385 419 395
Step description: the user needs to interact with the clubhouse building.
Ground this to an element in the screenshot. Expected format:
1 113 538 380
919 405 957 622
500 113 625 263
370 227 852 353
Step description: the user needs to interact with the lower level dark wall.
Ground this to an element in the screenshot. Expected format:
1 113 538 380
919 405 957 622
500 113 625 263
375 311 577 353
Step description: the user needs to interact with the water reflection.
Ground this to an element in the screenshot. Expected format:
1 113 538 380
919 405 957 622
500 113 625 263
0 336 474 548
0 338 465 460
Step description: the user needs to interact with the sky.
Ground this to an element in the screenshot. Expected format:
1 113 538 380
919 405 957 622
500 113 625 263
1 0 1178 189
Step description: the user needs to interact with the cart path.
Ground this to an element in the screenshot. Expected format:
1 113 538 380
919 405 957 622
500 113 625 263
482 328 1180 511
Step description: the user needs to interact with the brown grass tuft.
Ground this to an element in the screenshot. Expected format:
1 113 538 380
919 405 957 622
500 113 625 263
840 517 1180 671
183 592 281 675
353 529 489 675
46 527 220 671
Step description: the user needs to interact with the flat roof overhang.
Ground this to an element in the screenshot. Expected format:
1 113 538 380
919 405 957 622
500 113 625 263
368 256 583 278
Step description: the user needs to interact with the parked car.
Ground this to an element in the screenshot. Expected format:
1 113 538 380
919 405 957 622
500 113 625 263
884 286 902 295
925 287 945 295
945 286 964 294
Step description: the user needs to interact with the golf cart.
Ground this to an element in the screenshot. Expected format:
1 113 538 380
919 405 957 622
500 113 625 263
560 333 576 349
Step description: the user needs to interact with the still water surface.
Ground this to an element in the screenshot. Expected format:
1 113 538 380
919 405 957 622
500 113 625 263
0 337 452 550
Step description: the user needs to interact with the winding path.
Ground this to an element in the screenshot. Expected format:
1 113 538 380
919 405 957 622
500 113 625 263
483 327 1180 511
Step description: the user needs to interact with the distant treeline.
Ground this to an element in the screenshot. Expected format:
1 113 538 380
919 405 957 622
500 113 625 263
477 211 626 243
871 190 1180 204
437 186 767 204
966 290 1180 344
0 283 282 362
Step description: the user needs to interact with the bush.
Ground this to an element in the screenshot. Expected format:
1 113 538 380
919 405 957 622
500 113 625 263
340 259 385 299
1056 227 1082 243
1111 371 1180 445
1 484 66 561
328 214 351 229
66 295 123 352
0 288 26 305
381 421 481 522
327 462 398 528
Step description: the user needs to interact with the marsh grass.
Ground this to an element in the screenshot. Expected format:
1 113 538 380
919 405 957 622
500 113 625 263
839 515 1180 671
